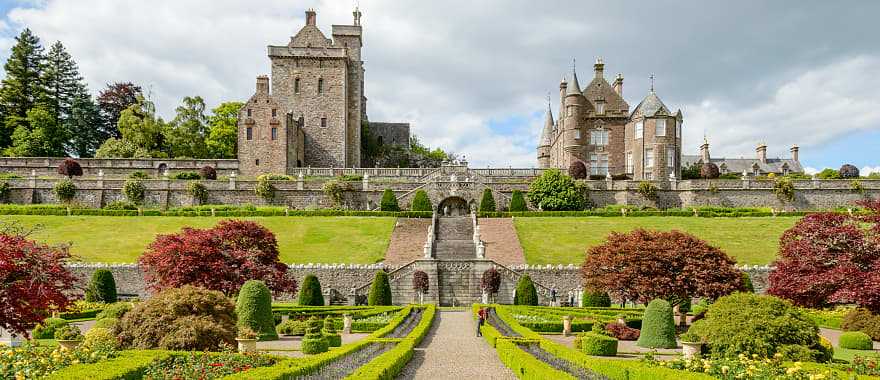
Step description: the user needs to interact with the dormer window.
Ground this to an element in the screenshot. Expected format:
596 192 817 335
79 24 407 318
656 118 666 136
596 101 605 115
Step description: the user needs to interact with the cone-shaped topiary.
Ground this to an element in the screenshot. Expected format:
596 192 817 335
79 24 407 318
322 316 341 347
298 274 325 306
636 299 677 349
85 269 118 303
368 270 393 306
509 190 526 212
301 316 328 354
411 190 432 212
236 280 278 341
479 188 496 212
380 189 400 211
741 272 754 293
582 289 611 307
514 275 538 306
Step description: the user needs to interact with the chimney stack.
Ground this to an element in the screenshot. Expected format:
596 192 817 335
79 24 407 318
790 145 799 162
613 73 623 96
700 138 710 162
594 57 605 79
305 9 317 26
256 75 269 94
756 143 767 164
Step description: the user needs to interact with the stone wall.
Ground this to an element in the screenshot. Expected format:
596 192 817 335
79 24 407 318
0 157 239 178
368 122 410 148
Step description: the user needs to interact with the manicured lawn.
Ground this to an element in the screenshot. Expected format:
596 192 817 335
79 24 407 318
513 216 800 265
833 347 880 363
4 215 396 264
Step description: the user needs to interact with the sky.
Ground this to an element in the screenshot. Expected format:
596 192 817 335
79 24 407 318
0 0 878 173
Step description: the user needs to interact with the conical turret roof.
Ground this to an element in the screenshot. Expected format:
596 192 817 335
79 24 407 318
565 67 582 97
538 103 554 147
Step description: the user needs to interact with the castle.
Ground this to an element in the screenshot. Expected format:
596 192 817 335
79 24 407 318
237 8 410 176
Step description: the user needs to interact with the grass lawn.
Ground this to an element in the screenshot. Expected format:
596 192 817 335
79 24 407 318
3 215 396 264
833 347 880 363
514 216 800 265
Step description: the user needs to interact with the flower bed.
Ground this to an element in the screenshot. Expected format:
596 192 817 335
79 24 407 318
142 352 275 379
1 343 116 379
644 353 868 380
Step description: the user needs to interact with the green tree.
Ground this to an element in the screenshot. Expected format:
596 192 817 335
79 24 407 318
165 96 209 158
66 96 104 157
0 29 45 148
235 280 278 341
5 106 67 156
96 96 165 158
479 188 496 212
514 275 538 306
410 189 432 211
206 101 242 158
816 168 841 180
380 189 400 211
298 274 325 306
636 299 677 349
368 270 392 306
85 269 117 303
527 169 587 211
508 190 526 212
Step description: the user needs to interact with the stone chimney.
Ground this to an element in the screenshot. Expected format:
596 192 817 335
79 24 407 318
613 73 623 96
305 9 317 26
790 145 799 162
594 57 604 79
700 138 710 162
756 143 767 164
256 75 269 94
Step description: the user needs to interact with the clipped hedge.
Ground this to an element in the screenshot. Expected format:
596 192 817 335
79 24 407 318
582 290 611 307
496 338 577 379
236 280 278 341
578 332 618 356
368 271 393 306
839 331 873 350
301 317 329 354
344 305 436 380
322 317 341 347
514 275 538 306
410 190 432 212
298 274 325 306
45 350 172 380
85 269 117 303
380 189 399 211
636 299 676 349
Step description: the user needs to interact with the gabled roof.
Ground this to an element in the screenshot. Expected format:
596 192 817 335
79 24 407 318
583 76 629 113
538 103 554 147
289 24 332 48
681 155 804 174
630 91 671 119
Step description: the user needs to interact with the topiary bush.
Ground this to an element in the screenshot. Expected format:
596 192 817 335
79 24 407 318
508 190 526 212
578 332 618 356
636 299 676 349
380 189 399 211
57 158 83 179
54 324 83 341
479 188 496 212
255 175 276 202
123 179 146 205
582 289 611 307
322 316 341 347
115 285 236 351
568 161 587 180
514 275 538 306
95 302 131 320
236 280 278 341
410 190 432 212
187 182 208 205
368 270 393 306
83 327 117 351
842 309 880 340
301 316 329 354
276 319 308 336
700 163 720 179
85 269 117 303
839 331 873 350
199 165 217 180
687 293 823 361
298 274 325 306
839 164 860 179
53 179 77 203
31 317 68 339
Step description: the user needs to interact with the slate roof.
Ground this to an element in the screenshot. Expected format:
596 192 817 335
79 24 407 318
630 91 671 119
582 76 629 113
565 69 582 97
538 103 554 147
682 155 804 174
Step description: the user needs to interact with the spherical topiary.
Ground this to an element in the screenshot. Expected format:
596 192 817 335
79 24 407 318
322 316 341 347
479 188 496 212
509 190 526 212
236 280 278 341
85 268 117 303
199 165 217 180
57 158 83 178
123 179 146 205
53 179 77 203
568 161 587 180
582 289 611 307
839 331 873 350
368 270 393 306
301 316 329 354
636 299 676 349
410 190 432 212
700 162 720 179
579 332 618 356
298 274 325 306
514 275 538 306
380 189 400 211
31 317 69 339
839 164 860 179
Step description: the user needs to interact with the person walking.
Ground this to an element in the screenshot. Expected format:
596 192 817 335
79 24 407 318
476 307 487 337
550 287 558 307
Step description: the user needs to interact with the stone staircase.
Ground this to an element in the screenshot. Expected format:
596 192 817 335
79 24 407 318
433 216 476 260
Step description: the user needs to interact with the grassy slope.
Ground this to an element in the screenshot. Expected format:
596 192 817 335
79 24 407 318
4 215 396 264
514 216 799 265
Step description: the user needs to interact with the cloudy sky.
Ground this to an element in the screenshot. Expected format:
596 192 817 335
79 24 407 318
1 0 879 172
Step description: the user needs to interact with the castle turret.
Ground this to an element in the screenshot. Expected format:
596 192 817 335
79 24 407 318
700 137 710 162
537 101 554 168
562 64 586 168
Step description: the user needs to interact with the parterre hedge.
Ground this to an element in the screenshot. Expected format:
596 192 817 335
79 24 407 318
578 332 618 356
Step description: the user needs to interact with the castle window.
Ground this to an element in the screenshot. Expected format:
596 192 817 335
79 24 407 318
567 106 573 117
626 152 633 173
271 127 277 140
272 109 277 118
645 148 654 168
247 108 252 117
321 118 327 128
294 78 300 93
656 119 666 136
667 147 675 169
590 130 608 146
574 129 581 140
377 136 384 146
318 78 324 94
255 159 260 166
635 121 643 139
590 154 609 176
596 101 605 115
246 127 253 140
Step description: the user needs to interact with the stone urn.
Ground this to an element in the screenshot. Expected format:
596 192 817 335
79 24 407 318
342 314 353 334
680 341 703 360
57 340 82 351
236 338 258 353
562 316 572 337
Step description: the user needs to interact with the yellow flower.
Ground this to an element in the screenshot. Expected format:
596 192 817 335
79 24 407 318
721 366 729 374
774 352 783 359
787 367 799 375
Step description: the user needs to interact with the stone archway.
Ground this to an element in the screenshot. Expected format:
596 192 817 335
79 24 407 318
438 196 469 216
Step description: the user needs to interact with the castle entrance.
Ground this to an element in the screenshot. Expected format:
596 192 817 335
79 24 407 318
437 196 469 216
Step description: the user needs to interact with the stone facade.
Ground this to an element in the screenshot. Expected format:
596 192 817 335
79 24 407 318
368 122 411 149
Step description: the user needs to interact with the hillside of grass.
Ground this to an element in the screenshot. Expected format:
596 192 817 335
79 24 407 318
3 215 396 263
514 216 798 265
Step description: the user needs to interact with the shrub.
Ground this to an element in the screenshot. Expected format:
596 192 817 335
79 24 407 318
83 327 118 350
95 302 131 320
412 270 429 295
322 180 349 208
301 316 328 354
636 299 676 349
103 200 137 210
236 280 278 341
527 169 587 211
85 269 117 303
773 177 795 202
380 189 400 211
123 179 146 204
171 171 201 180
276 319 308 336
481 267 501 296
741 272 754 293
479 188 496 212
840 164 860 179
199 165 217 180
128 171 149 179
31 317 69 339
687 293 822 360
368 270 393 306
816 168 841 179
410 190 432 212
255 175 275 202
842 309 880 340
57 158 83 178
509 190 526 212
582 289 611 307
840 331 873 350
54 324 84 341
579 332 618 356
187 182 208 205
139 219 297 296
568 161 587 180
0 181 9 202
93 317 118 330
53 179 77 203
115 286 236 351
514 275 538 306
604 323 640 340
700 163 720 179
636 181 658 200
323 317 341 347
582 229 743 306
298 274 325 306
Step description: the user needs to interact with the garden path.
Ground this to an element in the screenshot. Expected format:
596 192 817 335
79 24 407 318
396 310 516 379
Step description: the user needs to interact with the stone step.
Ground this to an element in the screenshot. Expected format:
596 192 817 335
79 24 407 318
435 217 473 240
434 240 476 260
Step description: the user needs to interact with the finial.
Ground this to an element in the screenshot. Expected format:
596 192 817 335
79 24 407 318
546 92 551 105
572 58 577 72
649 73 655 92
596 57 603 65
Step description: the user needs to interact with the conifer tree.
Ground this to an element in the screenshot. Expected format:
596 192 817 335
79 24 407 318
0 29 45 148
39 41 101 156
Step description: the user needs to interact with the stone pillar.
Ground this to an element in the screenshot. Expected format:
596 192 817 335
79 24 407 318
562 316 572 337
27 169 36 204
476 241 485 259
96 170 105 208
160 175 170 210
342 314 352 334
577 287 584 307
297 173 304 191
228 172 236 190
362 174 370 192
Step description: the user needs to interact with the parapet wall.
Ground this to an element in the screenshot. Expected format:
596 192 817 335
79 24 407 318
0 157 239 178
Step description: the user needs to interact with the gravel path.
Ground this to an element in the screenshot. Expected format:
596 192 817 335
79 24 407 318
397 310 516 379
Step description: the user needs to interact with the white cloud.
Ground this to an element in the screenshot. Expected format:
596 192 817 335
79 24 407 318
862 166 880 176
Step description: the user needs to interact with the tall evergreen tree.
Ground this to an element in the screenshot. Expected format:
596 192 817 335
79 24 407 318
96 82 142 140
66 96 104 157
165 96 209 158
0 29 45 149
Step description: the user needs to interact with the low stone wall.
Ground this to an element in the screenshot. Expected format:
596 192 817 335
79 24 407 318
0 157 239 178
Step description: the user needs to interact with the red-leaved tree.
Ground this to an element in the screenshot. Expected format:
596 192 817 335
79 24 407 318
57 158 83 178
581 229 744 305
139 220 297 296
768 202 880 311
0 227 76 335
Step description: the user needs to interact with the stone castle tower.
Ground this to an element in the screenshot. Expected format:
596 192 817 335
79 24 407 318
538 58 683 180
